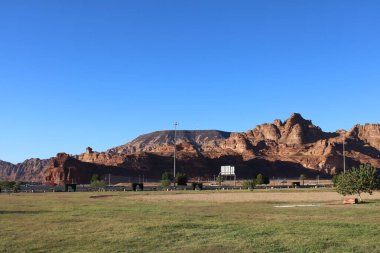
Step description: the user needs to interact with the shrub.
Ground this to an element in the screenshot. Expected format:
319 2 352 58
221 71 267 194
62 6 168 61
256 174 270 185
161 179 171 188
176 172 188 186
242 180 255 189
132 183 144 191
192 182 203 190
291 182 301 188
161 172 173 181
216 175 224 185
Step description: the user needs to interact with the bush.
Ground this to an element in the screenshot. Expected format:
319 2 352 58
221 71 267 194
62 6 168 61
332 175 339 187
132 183 144 191
216 175 224 185
192 182 203 190
161 179 171 188
162 172 173 181
242 180 255 189
291 182 301 188
176 172 188 186
13 181 21 193
256 174 269 185
90 180 106 189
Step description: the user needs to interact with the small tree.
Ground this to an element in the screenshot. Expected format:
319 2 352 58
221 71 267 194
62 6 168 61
299 174 306 186
91 174 101 183
13 181 21 193
161 179 171 189
332 174 339 187
90 174 106 190
176 172 188 186
161 172 173 181
241 180 255 190
335 164 378 202
216 175 224 186
0 181 15 192
255 174 269 185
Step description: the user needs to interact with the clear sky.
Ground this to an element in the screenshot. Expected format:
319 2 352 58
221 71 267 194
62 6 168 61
1 0 380 163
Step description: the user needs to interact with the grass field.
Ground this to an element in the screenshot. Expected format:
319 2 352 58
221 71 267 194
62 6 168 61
1 189 380 253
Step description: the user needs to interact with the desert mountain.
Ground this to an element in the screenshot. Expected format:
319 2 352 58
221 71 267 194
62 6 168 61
1 113 380 184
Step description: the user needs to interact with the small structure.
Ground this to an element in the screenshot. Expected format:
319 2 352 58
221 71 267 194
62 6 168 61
219 165 236 186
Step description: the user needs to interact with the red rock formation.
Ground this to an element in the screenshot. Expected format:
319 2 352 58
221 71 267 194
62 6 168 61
2 113 380 182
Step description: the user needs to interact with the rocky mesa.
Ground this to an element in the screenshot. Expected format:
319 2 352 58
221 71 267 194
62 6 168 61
1 113 380 184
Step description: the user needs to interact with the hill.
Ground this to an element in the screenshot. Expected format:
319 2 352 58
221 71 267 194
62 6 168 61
1 113 380 183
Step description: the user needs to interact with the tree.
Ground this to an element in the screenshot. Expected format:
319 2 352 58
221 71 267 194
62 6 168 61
256 174 269 185
161 179 171 188
91 174 102 183
335 164 379 202
0 181 15 192
241 180 255 190
12 181 21 193
299 174 306 186
216 175 224 186
90 174 106 190
176 172 188 186
161 172 173 181
332 175 339 187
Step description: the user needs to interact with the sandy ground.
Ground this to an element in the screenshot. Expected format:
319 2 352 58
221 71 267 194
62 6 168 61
128 191 380 203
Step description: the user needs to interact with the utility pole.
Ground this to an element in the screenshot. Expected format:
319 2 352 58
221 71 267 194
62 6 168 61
342 133 346 173
173 122 178 187
108 173 111 187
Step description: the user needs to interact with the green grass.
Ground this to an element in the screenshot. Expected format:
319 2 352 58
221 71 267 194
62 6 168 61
1 190 380 253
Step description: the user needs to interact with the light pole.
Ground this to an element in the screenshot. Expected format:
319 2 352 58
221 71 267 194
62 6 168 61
342 133 346 173
342 134 346 173
173 122 178 187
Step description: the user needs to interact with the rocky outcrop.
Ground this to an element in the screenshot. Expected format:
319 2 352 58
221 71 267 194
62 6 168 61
347 124 380 150
0 158 50 181
2 113 380 183
44 153 129 185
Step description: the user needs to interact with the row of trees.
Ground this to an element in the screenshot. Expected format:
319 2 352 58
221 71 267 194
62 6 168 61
161 172 188 187
0 181 22 193
241 174 270 189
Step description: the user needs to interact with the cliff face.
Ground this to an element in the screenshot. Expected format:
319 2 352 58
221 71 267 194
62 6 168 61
2 113 380 184
0 158 50 182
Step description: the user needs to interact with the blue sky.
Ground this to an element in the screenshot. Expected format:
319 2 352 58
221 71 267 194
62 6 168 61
1 0 380 163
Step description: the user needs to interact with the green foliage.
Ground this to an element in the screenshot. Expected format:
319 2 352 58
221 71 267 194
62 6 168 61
291 182 301 188
335 164 378 202
90 180 106 189
299 174 306 186
13 181 21 193
216 175 224 185
161 172 173 181
161 179 171 188
332 175 339 187
176 172 188 186
0 181 16 192
91 174 102 183
241 180 255 190
90 174 106 189
131 183 144 191
191 182 203 190
255 174 269 185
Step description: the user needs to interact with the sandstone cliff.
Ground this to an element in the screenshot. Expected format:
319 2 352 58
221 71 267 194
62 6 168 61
2 113 380 183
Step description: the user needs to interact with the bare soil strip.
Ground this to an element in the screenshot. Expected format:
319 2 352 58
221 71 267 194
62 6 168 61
128 191 380 203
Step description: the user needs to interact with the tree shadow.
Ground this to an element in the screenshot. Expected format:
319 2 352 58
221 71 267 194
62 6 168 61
0 210 52 214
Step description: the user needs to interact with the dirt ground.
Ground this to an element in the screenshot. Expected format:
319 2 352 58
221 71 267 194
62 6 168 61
128 190 380 203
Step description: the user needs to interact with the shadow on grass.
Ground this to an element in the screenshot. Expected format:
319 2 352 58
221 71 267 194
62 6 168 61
0 210 53 214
